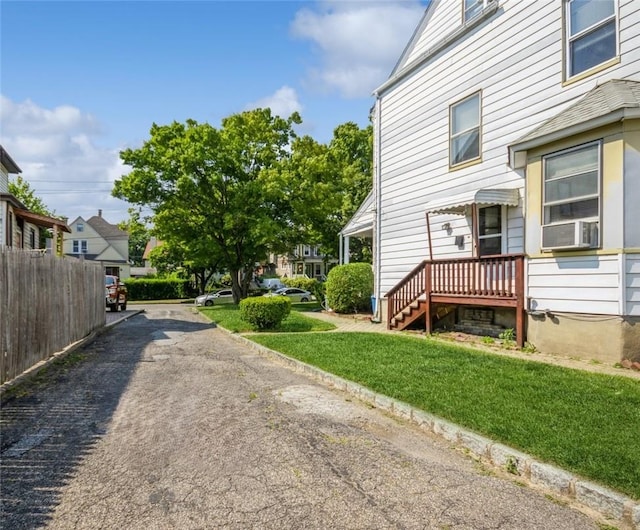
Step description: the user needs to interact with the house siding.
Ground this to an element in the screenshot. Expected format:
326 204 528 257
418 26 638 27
527 255 621 315
626 254 640 316
624 121 640 248
377 0 640 296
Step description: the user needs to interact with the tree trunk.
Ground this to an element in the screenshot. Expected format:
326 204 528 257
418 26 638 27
230 267 254 304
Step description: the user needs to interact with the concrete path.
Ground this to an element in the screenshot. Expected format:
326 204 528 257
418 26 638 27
0 305 603 529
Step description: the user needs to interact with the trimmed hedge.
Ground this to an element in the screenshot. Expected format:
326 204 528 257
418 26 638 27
239 296 291 330
325 263 373 314
124 278 194 300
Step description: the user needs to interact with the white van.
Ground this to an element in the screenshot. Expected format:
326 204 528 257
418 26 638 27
261 278 285 291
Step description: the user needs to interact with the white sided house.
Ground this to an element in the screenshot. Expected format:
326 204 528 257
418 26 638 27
64 210 130 279
355 0 640 362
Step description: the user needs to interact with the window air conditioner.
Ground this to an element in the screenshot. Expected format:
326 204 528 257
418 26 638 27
541 220 593 250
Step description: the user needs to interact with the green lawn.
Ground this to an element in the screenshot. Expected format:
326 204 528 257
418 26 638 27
198 304 335 333
250 332 640 500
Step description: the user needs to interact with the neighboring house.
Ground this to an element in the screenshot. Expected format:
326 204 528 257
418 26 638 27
64 210 130 279
354 0 640 363
0 145 70 252
268 245 337 280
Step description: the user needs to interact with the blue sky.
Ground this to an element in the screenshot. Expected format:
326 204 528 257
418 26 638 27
1 0 426 224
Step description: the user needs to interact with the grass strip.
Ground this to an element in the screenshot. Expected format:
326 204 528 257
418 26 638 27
250 331 640 500
198 304 335 333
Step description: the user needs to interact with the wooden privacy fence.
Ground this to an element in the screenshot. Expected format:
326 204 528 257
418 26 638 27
0 247 105 385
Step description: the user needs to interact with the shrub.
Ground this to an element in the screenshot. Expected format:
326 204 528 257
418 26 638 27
124 278 194 300
282 277 318 292
325 263 373 314
239 297 291 330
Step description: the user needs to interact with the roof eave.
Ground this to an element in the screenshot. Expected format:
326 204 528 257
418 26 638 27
508 108 640 169
374 2 499 97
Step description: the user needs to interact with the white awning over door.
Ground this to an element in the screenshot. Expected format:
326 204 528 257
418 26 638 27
425 188 520 215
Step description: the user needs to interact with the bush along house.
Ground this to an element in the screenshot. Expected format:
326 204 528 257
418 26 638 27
349 0 640 363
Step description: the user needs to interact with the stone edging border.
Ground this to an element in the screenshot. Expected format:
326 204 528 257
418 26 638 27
223 330 640 530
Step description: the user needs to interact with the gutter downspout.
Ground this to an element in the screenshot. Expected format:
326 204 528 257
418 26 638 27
372 93 383 323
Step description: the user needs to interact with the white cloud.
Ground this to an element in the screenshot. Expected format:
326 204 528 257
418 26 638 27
245 86 303 118
290 0 425 98
0 95 131 223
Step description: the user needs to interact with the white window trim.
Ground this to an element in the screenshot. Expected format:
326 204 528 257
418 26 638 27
564 0 619 80
464 0 493 23
449 91 482 168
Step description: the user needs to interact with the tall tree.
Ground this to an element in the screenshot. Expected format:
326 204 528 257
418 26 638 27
271 122 373 260
9 175 54 216
113 109 301 303
118 208 151 267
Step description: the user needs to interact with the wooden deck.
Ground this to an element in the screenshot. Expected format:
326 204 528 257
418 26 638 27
387 254 525 347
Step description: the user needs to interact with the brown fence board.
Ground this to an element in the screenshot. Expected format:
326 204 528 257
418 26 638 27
0 247 105 384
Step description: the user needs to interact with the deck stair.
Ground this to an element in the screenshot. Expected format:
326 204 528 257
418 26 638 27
386 255 526 346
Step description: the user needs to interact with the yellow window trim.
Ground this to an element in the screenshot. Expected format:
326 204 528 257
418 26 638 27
562 57 620 87
449 157 482 172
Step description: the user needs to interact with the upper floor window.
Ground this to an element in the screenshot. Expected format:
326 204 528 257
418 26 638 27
303 245 311 256
73 239 88 254
76 222 84 232
450 92 481 167
565 0 617 78
464 0 484 22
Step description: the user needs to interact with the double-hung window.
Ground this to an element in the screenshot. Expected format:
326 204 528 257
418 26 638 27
543 142 600 247
73 239 88 254
450 92 481 167
565 0 617 78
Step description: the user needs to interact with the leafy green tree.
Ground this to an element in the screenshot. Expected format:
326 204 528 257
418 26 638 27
9 175 53 216
270 122 373 261
113 109 301 303
118 208 151 267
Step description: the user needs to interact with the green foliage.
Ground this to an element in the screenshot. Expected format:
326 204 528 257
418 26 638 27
268 122 373 260
325 263 373 314
9 175 54 216
281 277 318 291
118 208 151 267
124 278 194 300
198 304 334 333
113 109 301 302
239 297 291 330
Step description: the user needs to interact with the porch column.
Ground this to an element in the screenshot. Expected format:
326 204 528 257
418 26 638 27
343 235 350 264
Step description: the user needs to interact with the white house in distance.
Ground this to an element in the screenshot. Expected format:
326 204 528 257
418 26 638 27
64 210 130 279
344 0 640 363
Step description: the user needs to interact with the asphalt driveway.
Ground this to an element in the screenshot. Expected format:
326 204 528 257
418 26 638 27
1 304 599 529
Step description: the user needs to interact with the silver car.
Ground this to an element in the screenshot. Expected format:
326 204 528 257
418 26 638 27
194 289 234 306
264 287 313 303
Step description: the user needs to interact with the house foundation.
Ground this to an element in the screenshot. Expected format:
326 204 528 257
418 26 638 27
527 313 640 364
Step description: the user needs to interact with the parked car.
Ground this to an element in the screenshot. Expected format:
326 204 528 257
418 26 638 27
264 287 312 303
105 275 127 312
194 289 234 307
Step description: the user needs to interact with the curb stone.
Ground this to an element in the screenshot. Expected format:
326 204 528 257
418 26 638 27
223 328 640 529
